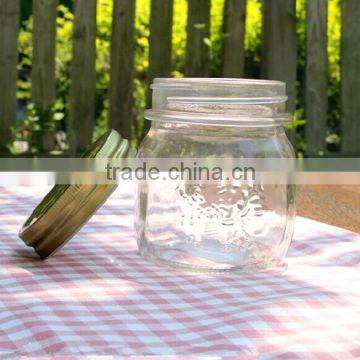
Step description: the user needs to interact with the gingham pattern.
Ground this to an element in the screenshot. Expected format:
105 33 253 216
0 184 359 360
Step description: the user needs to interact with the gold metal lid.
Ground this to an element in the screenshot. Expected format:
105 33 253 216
18 129 130 259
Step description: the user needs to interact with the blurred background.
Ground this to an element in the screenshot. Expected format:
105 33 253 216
0 0 358 157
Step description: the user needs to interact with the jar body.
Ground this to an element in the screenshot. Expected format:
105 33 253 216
135 121 296 272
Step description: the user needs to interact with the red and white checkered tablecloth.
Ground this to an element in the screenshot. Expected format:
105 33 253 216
0 185 359 360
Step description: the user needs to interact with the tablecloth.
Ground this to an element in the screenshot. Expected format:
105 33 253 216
0 185 359 359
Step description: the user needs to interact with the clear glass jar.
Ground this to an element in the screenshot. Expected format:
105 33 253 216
135 78 296 272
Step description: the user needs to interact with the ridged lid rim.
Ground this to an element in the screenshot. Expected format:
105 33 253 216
18 129 130 259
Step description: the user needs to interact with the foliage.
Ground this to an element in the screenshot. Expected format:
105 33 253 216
244 0 262 78
209 0 224 76
133 0 150 143
172 0 187 77
294 0 307 153
14 0 342 154
10 102 64 155
327 0 341 143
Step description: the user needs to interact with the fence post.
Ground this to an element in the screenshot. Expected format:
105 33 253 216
144 0 174 134
222 0 246 78
68 0 97 155
32 0 58 110
305 0 328 156
109 0 136 141
185 0 211 77
262 0 297 143
341 0 360 155
0 0 20 154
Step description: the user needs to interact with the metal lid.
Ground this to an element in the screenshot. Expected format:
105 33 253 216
18 129 130 259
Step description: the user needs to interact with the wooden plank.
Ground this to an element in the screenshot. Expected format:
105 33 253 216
0 0 20 153
341 0 360 155
147 0 173 103
305 0 328 156
68 0 97 154
185 0 211 77
32 0 58 110
262 0 297 142
222 0 246 78
144 0 174 134
109 0 136 140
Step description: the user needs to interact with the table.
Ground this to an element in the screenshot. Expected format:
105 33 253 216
297 184 360 234
0 186 359 359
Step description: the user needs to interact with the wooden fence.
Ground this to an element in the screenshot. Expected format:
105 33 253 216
0 0 359 156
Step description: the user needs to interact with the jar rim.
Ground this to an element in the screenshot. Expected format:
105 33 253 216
148 78 292 126
151 77 285 89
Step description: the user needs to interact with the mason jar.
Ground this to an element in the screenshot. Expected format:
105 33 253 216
135 78 295 272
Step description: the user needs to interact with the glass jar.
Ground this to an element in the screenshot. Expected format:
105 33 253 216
135 78 295 272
